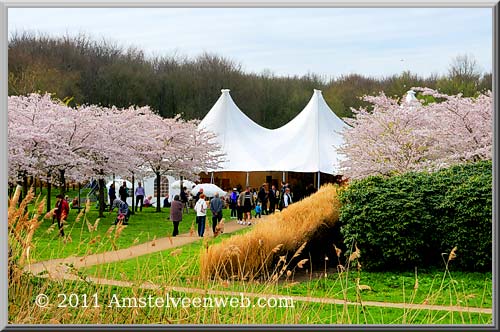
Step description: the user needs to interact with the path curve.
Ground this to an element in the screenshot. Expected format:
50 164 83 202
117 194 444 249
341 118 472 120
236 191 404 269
26 219 248 278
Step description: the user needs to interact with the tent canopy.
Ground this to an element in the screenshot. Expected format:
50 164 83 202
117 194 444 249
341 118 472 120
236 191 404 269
198 89 349 175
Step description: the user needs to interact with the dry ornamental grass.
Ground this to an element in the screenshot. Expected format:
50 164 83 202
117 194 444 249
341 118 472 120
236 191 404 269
200 184 341 281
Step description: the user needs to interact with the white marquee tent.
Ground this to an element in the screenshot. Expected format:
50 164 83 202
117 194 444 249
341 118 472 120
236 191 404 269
198 89 349 176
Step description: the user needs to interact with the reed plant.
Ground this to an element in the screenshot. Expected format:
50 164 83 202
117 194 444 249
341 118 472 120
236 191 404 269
200 184 341 281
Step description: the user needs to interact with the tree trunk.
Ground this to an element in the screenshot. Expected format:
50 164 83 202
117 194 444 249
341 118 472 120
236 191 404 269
78 182 81 211
39 178 43 195
180 175 184 202
8 183 14 198
46 172 52 213
22 173 28 201
131 172 135 215
31 176 36 196
59 169 66 196
98 177 106 218
156 171 161 212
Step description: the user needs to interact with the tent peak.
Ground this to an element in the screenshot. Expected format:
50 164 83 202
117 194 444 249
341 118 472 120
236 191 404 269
221 89 231 93
313 89 322 94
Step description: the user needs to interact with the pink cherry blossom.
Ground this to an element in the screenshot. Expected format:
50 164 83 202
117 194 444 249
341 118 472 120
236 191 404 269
339 88 492 179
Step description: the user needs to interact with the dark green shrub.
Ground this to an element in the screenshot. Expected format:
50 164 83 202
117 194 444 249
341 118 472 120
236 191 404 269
339 161 492 271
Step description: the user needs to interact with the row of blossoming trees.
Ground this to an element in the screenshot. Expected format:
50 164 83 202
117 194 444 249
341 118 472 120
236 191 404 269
8 93 222 215
339 88 493 179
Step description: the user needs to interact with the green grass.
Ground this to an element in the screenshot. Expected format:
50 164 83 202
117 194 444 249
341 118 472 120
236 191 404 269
11 274 492 325
82 237 492 311
12 187 493 325
83 227 253 284
28 188 233 262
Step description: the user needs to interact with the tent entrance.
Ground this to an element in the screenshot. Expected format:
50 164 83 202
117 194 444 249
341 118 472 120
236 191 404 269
199 171 342 200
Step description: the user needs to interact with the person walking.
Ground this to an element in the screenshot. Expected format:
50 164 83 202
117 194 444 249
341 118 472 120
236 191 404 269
194 193 207 237
170 194 183 237
268 185 277 214
108 183 116 208
54 194 69 237
119 181 129 202
135 181 145 212
238 187 255 225
210 192 224 236
258 184 268 215
229 188 238 219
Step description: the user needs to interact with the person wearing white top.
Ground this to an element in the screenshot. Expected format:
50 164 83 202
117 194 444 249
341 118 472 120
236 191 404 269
194 194 208 237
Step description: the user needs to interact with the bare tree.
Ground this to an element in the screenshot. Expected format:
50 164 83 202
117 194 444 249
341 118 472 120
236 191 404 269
448 54 481 81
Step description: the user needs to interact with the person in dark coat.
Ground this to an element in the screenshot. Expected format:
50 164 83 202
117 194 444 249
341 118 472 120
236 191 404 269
194 187 204 202
210 192 224 235
170 195 183 237
257 184 268 215
268 185 278 214
119 181 129 202
180 187 189 213
108 183 116 208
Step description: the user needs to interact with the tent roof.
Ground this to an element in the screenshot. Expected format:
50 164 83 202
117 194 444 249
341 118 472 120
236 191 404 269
198 89 348 174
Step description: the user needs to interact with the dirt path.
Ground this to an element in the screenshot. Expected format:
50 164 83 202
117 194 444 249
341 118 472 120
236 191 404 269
25 219 492 316
26 219 248 278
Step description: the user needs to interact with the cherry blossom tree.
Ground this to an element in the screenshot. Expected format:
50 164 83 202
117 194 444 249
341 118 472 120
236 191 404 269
133 115 222 212
8 94 74 208
339 88 492 180
9 93 223 216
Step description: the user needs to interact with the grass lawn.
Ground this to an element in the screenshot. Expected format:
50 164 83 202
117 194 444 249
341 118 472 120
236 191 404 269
13 187 493 325
11 273 492 325
82 237 492 310
28 188 234 262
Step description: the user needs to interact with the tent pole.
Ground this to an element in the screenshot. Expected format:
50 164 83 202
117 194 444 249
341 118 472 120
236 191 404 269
282 171 285 183
210 172 214 184
246 172 249 187
317 171 321 189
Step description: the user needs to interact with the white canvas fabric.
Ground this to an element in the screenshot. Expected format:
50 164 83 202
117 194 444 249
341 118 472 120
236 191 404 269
191 183 227 197
405 90 418 103
198 89 349 175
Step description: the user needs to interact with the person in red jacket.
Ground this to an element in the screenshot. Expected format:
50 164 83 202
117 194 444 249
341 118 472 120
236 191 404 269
54 194 69 236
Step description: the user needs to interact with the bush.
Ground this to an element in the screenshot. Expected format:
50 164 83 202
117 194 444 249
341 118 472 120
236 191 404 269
339 161 492 271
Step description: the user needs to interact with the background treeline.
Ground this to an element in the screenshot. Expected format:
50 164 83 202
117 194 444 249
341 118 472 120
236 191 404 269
8 32 492 127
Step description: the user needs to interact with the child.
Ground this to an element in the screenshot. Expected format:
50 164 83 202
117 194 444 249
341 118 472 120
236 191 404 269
254 202 262 218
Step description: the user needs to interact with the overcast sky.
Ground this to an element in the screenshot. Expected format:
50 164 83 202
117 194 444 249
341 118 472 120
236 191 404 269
8 7 493 78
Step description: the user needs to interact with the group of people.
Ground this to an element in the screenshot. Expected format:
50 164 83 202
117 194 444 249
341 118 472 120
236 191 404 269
100 178 296 233
170 187 224 238
228 182 294 225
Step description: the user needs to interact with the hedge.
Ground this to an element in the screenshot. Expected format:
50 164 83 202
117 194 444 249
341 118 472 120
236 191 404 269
339 160 492 271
